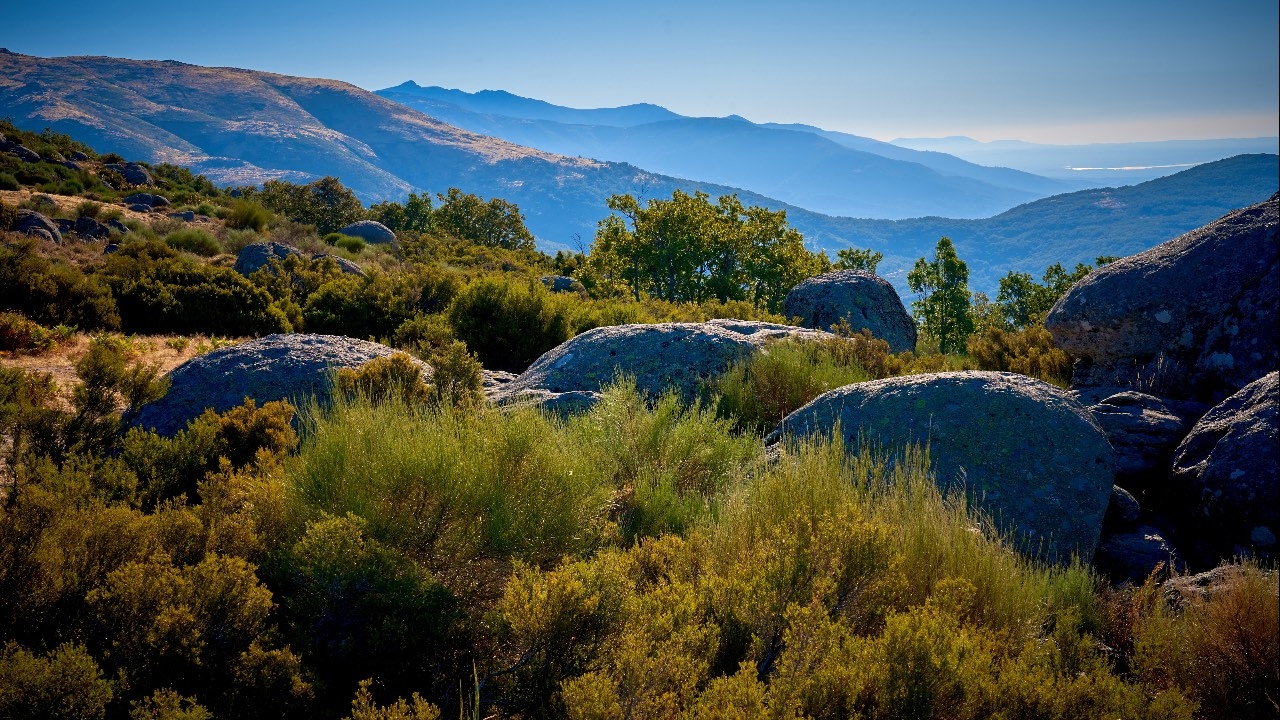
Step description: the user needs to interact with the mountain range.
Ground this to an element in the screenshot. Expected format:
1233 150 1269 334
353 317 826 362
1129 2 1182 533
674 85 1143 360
1 50 1276 296
376 81 1070 219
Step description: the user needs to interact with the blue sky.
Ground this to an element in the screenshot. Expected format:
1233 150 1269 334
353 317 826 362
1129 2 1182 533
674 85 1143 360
3 0 1276 143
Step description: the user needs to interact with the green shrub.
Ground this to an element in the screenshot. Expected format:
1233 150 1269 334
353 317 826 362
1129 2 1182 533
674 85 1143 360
75 200 102 219
164 228 224 257
104 240 290 336
0 240 120 330
225 200 271 232
336 235 366 254
447 276 577 373
0 200 16 230
0 312 62 353
301 271 423 340
392 313 456 355
0 642 113 719
425 341 484 410
0 172 19 191
967 325 1072 386
335 353 432 407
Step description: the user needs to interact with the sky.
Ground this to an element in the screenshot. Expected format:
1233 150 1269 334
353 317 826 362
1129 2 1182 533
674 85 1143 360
2 0 1276 144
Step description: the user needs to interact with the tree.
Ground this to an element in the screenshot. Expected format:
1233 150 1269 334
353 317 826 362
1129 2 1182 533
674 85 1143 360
432 188 535 250
369 192 435 234
907 237 974 354
994 256 1115 330
587 190 825 311
255 177 364 235
833 247 883 274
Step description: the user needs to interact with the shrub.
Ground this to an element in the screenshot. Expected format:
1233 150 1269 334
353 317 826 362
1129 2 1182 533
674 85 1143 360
334 353 432 407
425 341 484 410
0 172 19 191
447 276 577 373
0 240 120 330
75 200 102 219
336 235 366 254
0 312 61 353
0 642 113 719
392 314 456 355
224 200 271 232
164 228 224 257
0 200 16 230
967 325 1072 386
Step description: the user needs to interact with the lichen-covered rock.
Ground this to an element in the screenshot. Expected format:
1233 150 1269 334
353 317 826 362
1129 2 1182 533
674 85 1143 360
131 334 431 436
14 209 62 243
1170 371 1278 568
494 319 829 409
337 220 396 245
1046 194 1279 403
1086 391 1188 497
770 371 1115 564
541 275 587 295
233 241 303 276
783 270 917 353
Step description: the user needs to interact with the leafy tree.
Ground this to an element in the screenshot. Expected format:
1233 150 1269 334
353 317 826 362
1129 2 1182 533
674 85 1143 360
432 188 535 250
589 190 824 311
834 247 883 274
254 177 364 235
994 256 1116 330
369 192 435 235
908 237 974 354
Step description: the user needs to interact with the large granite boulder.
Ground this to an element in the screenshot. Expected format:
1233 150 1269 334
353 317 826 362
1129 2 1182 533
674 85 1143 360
1170 371 1278 568
312 253 366 277
783 270 917 353
123 192 170 208
233 241 303 276
1046 194 1279 403
1086 391 1188 499
770 371 1115 564
337 220 396 245
493 320 828 409
121 163 154 186
131 334 431 437
14 209 62 243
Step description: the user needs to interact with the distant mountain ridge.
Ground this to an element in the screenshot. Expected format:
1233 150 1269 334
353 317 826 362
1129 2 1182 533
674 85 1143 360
377 82 1066 219
2 51 1275 297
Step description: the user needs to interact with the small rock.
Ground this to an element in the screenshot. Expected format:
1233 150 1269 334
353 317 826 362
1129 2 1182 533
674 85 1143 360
121 163 154 186
234 241 303 276
337 220 396 245
540 275 587 294
127 204 152 213
168 211 196 222
73 215 110 240
14 209 62 243
104 244 120 255
311 253 366 277
69 150 89 162
1093 525 1177 584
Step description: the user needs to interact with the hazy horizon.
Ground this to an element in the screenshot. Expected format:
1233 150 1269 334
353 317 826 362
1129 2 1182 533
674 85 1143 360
2 0 1276 146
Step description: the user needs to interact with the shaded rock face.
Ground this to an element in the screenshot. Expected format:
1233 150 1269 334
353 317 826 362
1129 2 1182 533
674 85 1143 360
123 192 169 208
1086 391 1188 498
15 209 62 243
1170 371 1278 568
1102 485 1141 532
1046 194 1279 403
73 215 111 240
783 270 917 353
1093 526 1177 584
233 241 303 276
540 275 587 295
131 334 431 437
337 220 396 245
771 371 1114 564
493 319 829 409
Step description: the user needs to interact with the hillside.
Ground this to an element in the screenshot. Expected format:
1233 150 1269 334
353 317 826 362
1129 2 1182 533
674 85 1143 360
790 154 1280 291
377 83 1060 219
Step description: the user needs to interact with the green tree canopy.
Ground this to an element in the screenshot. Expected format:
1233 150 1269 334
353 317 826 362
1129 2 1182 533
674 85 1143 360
907 237 974 354
432 188 535 250
994 256 1116 330
833 247 884 274
588 190 826 312
253 176 365 235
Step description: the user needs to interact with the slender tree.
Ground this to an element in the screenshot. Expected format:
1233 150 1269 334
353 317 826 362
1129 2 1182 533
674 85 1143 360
907 237 974 353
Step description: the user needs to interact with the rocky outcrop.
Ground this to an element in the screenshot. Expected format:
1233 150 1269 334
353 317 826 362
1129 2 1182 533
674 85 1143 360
337 220 396 245
783 270 917 353
123 192 170 208
1085 391 1188 498
493 320 829 409
1170 371 1278 567
770 371 1114 564
72 215 111 240
131 334 431 437
233 241 303 276
1046 194 1279 403
541 275 587 295
14 209 62 243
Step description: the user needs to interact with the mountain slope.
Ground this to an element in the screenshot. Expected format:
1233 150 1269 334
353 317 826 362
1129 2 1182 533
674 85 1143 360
377 84 1055 219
